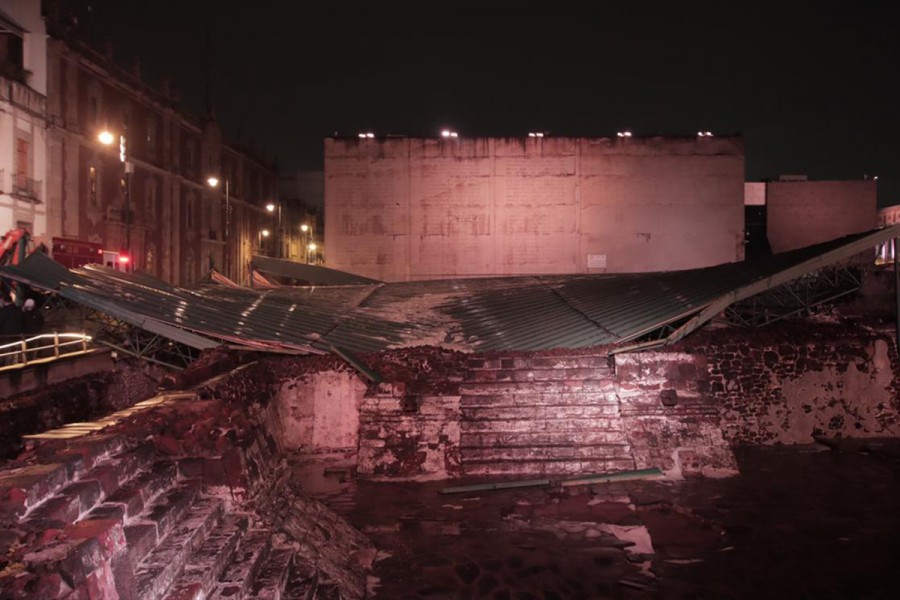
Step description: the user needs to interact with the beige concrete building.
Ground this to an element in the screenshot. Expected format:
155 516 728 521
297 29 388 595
766 178 876 253
325 135 746 282
0 0 47 238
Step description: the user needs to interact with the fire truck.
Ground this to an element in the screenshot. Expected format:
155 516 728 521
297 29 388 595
1 228 129 272
51 237 130 271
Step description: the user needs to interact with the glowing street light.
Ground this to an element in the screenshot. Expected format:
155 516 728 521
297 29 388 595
98 128 132 266
617 131 632 138
207 176 231 276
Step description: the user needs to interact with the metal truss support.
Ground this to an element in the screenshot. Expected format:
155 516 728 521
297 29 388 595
723 264 864 328
84 309 201 370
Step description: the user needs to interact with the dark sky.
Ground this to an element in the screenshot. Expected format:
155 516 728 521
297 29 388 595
73 1 899 205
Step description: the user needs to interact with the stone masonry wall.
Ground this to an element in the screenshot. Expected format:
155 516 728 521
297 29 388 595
680 322 900 445
0 361 157 460
614 352 738 478
357 383 461 479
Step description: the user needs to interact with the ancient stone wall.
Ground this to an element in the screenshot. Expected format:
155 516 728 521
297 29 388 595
681 322 900 445
357 384 461 479
0 361 156 459
614 352 738 478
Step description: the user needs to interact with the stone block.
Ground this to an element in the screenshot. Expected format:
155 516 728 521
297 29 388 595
59 480 103 515
0 463 70 521
27 494 82 526
124 523 158 566
64 518 127 559
80 465 122 497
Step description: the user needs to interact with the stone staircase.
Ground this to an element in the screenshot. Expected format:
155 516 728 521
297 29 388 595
460 354 636 476
0 431 321 599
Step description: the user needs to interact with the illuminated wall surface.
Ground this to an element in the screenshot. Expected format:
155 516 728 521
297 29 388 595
767 180 877 254
325 136 745 282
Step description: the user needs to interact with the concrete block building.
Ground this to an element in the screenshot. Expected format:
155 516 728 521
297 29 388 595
325 135 746 281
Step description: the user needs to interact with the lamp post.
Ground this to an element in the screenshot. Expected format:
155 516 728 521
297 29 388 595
308 242 317 265
207 176 231 278
299 224 309 262
258 228 270 254
98 129 132 268
266 202 282 258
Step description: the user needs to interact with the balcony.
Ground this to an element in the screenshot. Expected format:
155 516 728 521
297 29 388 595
12 173 41 202
0 74 46 117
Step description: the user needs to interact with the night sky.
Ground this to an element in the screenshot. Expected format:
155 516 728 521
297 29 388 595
73 1 899 205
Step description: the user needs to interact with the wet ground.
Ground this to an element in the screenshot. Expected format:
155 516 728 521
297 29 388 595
292 439 900 599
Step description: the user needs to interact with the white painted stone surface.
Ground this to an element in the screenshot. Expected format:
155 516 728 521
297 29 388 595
273 370 367 451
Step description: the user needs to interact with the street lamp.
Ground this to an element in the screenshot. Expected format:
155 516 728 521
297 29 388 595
300 223 310 262
207 176 231 277
308 242 317 265
98 128 132 267
258 228 270 253
266 202 282 258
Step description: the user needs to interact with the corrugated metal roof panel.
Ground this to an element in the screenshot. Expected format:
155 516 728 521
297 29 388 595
2 228 895 357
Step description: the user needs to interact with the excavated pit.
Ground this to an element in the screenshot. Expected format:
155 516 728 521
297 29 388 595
3 317 900 598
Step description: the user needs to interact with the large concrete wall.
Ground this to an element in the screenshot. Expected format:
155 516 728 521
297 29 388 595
767 180 876 253
325 136 745 281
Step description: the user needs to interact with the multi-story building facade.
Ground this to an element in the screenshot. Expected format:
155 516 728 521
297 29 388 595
42 8 279 284
0 0 47 240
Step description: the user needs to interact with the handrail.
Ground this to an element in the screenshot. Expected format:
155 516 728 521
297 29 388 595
0 332 94 371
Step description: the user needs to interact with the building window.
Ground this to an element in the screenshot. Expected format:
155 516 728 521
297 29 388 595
146 117 157 155
145 179 157 220
185 194 195 229
89 167 98 206
15 138 29 188
186 140 196 175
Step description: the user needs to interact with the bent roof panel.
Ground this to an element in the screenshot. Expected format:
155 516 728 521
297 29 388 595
1 228 895 356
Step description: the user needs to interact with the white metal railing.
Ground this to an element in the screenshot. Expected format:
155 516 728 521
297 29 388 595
0 332 94 371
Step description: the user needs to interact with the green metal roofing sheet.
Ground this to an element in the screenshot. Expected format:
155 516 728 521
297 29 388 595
1 227 896 356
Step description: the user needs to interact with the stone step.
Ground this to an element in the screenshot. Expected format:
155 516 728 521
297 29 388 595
104 460 180 521
459 379 615 394
461 430 630 448
281 555 318 600
460 391 618 407
461 403 620 420
0 462 77 524
160 514 250 600
209 529 272 599
464 367 612 384
313 582 342 599
0 437 153 527
461 443 633 462
134 494 225 600
124 478 208 568
13 444 158 531
462 456 638 477
460 418 626 434
467 355 612 371
246 547 296 599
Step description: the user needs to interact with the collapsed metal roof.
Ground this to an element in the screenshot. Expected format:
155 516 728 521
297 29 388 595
1 228 897 362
